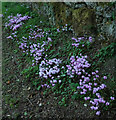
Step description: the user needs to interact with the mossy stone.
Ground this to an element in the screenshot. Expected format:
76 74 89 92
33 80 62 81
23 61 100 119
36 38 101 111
72 8 96 36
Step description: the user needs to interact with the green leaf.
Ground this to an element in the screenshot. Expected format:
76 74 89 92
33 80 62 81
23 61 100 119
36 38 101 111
24 112 27 116
37 86 41 91
71 93 79 100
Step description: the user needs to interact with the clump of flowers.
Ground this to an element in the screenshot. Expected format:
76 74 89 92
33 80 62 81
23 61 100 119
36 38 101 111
66 54 90 78
67 54 115 115
19 37 52 66
72 36 93 48
5 13 31 31
28 27 44 40
39 58 62 87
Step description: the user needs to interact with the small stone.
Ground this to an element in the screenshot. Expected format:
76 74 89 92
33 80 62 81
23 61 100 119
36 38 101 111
39 103 42 107
84 104 87 107
27 87 31 90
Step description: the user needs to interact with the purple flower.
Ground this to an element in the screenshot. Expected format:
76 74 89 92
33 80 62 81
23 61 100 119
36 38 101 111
77 86 80 89
96 111 100 115
57 29 60 32
72 37 77 41
106 102 110 106
103 76 107 79
90 106 94 110
78 72 81 75
96 93 101 98
96 75 99 78
52 84 55 87
94 99 99 104
92 72 96 75
84 97 88 101
93 82 97 86
110 96 115 100
90 101 95 105
7 36 13 39
89 36 92 42
95 70 99 73
53 80 57 83
100 84 106 89
48 37 52 42
94 106 98 110
87 97 90 99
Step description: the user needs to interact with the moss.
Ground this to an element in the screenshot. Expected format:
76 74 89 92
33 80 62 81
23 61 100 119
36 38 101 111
4 95 19 108
51 3 72 27
72 8 96 36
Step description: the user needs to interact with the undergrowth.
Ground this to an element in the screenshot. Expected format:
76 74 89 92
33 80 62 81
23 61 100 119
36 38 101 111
2 2 115 117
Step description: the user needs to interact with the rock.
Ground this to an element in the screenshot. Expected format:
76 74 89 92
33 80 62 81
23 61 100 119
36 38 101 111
39 103 42 107
72 8 96 36
65 2 86 9
29 2 115 39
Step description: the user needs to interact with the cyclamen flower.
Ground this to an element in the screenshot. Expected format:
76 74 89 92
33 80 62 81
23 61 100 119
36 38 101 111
92 72 96 75
7 36 13 39
103 76 107 79
90 106 94 110
53 80 57 83
94 107 98 110
48 37 52 42
84 97 90 100
94 83 97 86
106 102 110 106
89 36 92 42
96 111 100 115
100 84 106 89
96 93 101 98
57 29 60 32
110 96 115 100
96 75 99 78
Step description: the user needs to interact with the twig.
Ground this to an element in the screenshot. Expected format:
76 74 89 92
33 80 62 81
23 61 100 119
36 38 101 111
26 98 33 106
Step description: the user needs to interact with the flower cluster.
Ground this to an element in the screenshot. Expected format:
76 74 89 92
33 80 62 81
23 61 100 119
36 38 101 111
19 37 52 66
67 51 115 115
56 24 73 33
5 13 31 31
39 58 62 87
66 54 90 78
76 69 114 115
72 37 85 47
28 27 45 40
72 36 93 48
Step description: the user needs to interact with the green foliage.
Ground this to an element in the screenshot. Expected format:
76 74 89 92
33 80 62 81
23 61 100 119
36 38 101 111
93 42 115 63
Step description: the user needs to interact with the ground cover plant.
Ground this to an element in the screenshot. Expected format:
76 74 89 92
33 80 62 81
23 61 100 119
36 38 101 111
2 2 116 119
